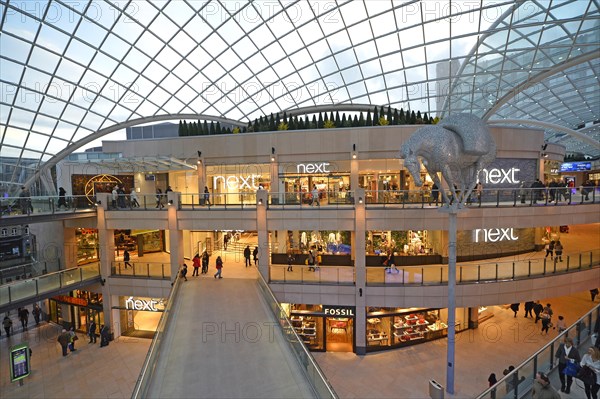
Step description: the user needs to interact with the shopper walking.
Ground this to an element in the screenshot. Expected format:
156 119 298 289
534 301 544 323
68 327 78 352
18 307 29 331
287 253 295 272
556 315 567 333
57 329 70 356
307 250 316 272
244 245 251 267
192 254 201 276
510 303 520 318
203 186 211 206
524 301 535 318
180 264 188 281
253 246 259 266
311 184 320 206
129 188 140 208
592 288 599 302
555 336 581 393
100 324 110 347
123 249 132 269
580 346 600 399
3 315 12 337
32 304 41 325
88 320 97 343
532 372 561 399
57 187 67 209
155 188 164 209
201 250 210 274
214 256 223 279
544 240 555 260
554 241 563 262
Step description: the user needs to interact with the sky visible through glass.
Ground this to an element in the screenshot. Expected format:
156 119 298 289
0 0 599 188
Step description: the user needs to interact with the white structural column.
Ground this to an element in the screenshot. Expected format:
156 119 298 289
168 192 183 279
256 188 269 277
354 188 367 355
95 194 114 331
197 155 205 199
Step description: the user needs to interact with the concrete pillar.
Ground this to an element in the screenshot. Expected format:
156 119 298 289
197 156 205 202
96 200 115 332
63 227 77 269
256 189 268 278
351 152 359 199
168 193 183 279
354 187 367 355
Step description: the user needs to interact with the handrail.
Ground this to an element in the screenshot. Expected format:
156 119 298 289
0 262 101 311
476 304 600 398
365 248 600 286
255 270 338 399
111 261 170 279
131 273 183 399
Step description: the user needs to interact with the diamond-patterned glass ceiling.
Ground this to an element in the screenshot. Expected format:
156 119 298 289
1 0 599 190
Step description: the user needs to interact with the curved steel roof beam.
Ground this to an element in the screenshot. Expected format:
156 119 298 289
482 52 600 121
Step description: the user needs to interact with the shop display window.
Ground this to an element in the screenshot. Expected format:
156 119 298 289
291 314 324 351
76 228 98 265
366 308 449 352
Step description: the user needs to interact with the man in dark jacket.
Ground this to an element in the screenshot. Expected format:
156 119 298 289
533 301 544 323
244 246 251 267
89 320 97 343
555 337 581 393
57 329 70 356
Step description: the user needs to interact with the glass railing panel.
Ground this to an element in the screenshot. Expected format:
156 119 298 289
422 266 442 284
403 267 424 284
8 279 37 302
149 263 168 278
37 273 61 294
496 262 514 280
366 268 385 285
80 263 100 280
61 268 82 287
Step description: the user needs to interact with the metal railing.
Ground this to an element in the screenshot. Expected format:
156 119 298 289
366 249 600 286
270 265 355 285
476 304 600 399
256 271 338 399
0 262 101 309
0 194 98 216
362 187 597 208
131 271 183 399
0 260 53 284
111 261 171 279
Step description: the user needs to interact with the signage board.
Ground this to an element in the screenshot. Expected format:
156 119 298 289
323 305 355 317
124 296 163 312
9 343 30 382
560 162 591 172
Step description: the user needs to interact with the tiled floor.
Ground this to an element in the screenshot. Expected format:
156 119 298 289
0 224 598 398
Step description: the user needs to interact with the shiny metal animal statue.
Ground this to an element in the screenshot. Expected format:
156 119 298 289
399 114 496 207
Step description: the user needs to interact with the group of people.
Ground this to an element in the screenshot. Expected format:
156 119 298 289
191 251 211 276
243 245 259 267
519 178 597 204
111 185 139 209
183 253 224 279
508 301 558 336
544 239 565 262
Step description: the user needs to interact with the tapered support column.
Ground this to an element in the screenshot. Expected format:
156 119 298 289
446 208 458 394
168 193 183 279
354 188 366 355
256 189 268 278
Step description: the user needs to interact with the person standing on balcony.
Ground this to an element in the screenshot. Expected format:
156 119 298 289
203 186 211 206
155 188 164 209
214 256 223 279
123 250 132 269
19 186 32 214
192 254 201 276
253 246 259 266
111 185 118 209
554 241 563 262
57 187 67 209
32 304 41 325
201 250 210 274
129 188 140 208
244 245 251 267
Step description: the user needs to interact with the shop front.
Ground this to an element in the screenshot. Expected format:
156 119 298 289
279 161 351 205
285 304 355 353
48 290 103 333
115 295 166 339
207 163 271 205
271 230 352 266
365 307 468 353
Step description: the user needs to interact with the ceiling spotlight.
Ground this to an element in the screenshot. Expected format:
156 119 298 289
358 197 363 204
168 200 174 205
258 198 263 205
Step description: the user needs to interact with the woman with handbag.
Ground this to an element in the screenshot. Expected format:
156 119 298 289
580 346 600 399
555 336 581 394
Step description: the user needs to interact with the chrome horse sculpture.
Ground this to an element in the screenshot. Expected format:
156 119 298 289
399 114 496 207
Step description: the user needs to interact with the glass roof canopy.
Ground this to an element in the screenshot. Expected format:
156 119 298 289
0 0 599 192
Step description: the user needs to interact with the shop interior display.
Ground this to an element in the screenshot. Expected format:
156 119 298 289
392 311 447 343
291 315 318 346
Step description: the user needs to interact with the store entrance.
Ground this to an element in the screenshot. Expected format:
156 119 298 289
325 317 353 352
